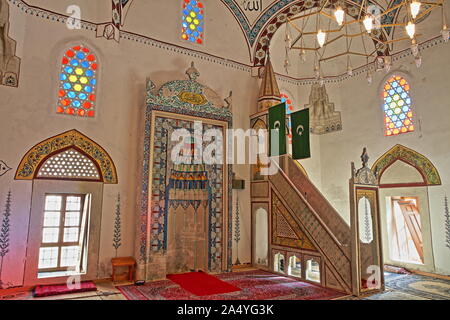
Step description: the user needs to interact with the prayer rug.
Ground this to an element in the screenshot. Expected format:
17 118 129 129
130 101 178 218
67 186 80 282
167 271 240 296
117 270 345 300
34 281 97 297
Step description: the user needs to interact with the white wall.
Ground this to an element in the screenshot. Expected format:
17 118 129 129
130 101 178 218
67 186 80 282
316 43 450 275
1 0 449 288
0 0 258 287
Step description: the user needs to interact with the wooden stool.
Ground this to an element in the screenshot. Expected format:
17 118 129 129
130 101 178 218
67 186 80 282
111 257 136 283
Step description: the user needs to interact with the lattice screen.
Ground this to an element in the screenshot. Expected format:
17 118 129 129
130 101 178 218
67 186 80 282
37 148 100 180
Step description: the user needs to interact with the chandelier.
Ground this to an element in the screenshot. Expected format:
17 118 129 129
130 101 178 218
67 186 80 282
283 0 448 82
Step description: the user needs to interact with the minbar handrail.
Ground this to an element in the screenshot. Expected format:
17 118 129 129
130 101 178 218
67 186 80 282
269 158 350 258
287 155 351 243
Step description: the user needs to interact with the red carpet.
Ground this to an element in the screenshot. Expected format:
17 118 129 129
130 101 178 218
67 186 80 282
167 271 240 296
118 270 346 300
34 281 97 297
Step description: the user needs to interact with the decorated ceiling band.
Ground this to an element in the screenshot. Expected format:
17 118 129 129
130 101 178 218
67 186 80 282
7 0 449 85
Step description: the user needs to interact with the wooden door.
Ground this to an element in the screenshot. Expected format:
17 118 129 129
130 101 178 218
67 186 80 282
397 200 424 262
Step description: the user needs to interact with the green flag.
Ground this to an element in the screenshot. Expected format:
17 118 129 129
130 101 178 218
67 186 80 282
291 108 310 160
268 102 287 157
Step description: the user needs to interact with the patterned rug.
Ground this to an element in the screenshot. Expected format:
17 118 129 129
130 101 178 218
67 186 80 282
117 270 345 300
366 272 450 300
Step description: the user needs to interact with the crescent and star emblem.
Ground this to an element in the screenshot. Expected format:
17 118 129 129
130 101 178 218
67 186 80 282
274 121 281 131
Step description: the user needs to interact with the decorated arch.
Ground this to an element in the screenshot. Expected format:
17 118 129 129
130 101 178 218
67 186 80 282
252 1 390 66
15 129 118 184
371 144 441 186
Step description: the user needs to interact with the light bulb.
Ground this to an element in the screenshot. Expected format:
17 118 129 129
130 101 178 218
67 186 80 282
406 21 416 39
442 25 449 42
317 30 326 47
334 7 345 26
410 0 421 20
363 15 374 33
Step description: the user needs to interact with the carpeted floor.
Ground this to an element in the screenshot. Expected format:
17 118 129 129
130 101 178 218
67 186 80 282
117 270 346 300
4 270 449 300
365 272 450 300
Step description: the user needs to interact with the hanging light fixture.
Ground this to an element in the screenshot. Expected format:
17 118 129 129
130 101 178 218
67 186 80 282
314 61 320 79
363 15 374 33
384 56 392 73
283 0 443 80
406 21 416 39
411 39 419 56
317 29 326 47
299 49 307 63
346 56 353 76
347 65 353 76
366 71 373 85
410 0 421 20
285 33 292 50
442 25 449 42
415 55 422 68
334 6 345 26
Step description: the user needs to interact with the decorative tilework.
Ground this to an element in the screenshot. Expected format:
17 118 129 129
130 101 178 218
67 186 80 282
140 66 233 272
371 144 441 186
269 172 352 292
221 0 298 46
272 192 317 250
15 129 118 184
144 116 228 272
8 0 447 85
147 78 232 123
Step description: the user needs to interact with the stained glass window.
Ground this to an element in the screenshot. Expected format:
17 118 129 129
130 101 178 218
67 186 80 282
57 45 98 117
182 0 204 44
383 75 414 136
280 93 295 143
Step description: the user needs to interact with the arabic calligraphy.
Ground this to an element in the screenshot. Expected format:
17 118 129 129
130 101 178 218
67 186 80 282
241 0 263 12
178 91 207 106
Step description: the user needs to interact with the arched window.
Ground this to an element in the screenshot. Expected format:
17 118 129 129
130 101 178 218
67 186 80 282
383 75 414 136
182 0 204 44
305 258 320 283
37 148 101 181
274 252 285 273
57 45 98 117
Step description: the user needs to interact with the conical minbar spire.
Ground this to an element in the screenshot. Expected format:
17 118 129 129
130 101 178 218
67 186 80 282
257 56 281 112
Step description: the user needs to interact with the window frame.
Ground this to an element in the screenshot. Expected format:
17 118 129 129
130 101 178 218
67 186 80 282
379 72 419 138
51 43 102 121
24 180 103 286
181 0 206 46
38 193 88 273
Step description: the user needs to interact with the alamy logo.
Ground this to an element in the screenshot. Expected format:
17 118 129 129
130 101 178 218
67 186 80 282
66 5 82 30
171 121 280 176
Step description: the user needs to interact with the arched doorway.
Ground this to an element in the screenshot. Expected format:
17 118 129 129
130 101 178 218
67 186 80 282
15 129 118 285
372 145 440 273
